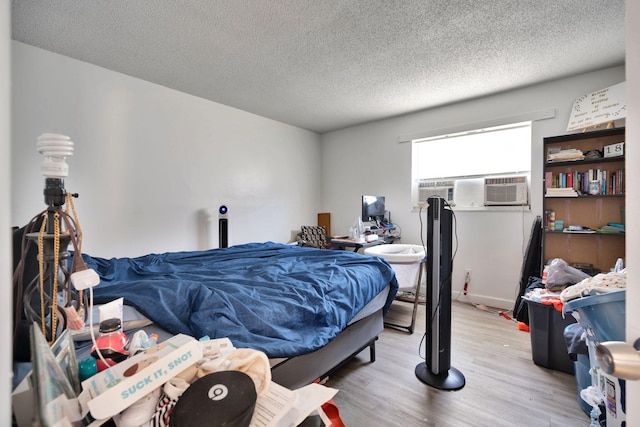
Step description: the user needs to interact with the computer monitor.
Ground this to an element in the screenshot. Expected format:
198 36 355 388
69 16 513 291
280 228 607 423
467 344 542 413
361 195 385 224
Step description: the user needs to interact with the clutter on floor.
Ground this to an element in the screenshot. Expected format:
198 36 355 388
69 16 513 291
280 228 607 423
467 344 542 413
516 257 627 427
12 308 341 427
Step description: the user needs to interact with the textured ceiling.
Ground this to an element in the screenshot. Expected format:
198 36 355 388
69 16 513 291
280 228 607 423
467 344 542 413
11 1 625 134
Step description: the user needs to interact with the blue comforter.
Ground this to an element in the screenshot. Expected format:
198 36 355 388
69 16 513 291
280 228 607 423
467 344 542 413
85 242 398 358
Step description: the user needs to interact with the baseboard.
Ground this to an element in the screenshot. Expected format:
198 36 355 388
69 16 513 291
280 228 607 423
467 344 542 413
451 291 514 311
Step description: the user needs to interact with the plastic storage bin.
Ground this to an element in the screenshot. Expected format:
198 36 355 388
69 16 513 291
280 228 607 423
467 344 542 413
364 244 425 291
525 299 576 374
564 290 626 427
365 244 425 333
563 290 625 343
574 353 592 414
564 322 592 415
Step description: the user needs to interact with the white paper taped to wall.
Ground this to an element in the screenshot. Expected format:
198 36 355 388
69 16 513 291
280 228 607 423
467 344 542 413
567 82 626 131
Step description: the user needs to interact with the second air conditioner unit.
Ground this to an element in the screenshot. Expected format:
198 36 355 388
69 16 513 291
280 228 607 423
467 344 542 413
484 176 528 206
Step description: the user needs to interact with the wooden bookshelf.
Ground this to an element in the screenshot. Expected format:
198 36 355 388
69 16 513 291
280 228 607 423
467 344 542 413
542 127 625 273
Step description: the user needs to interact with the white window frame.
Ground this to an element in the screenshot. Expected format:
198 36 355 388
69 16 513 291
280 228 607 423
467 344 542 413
411 121 532 211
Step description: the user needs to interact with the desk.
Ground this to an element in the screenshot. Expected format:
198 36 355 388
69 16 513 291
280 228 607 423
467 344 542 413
329 238 385 252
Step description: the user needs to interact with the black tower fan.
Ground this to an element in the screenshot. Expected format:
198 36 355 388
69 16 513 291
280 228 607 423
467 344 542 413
415 196 465 390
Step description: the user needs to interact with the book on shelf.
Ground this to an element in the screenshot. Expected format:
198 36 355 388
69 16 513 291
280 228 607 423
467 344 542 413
596 223 625 234
596 227 625 234
544 171 552 189
547 167 624 196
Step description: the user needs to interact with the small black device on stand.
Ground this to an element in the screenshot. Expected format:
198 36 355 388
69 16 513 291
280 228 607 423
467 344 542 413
219 205 228 248
415 196 465 390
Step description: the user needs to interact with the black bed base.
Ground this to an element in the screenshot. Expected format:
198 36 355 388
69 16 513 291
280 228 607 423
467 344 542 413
71 307 384 392
270 308 384 390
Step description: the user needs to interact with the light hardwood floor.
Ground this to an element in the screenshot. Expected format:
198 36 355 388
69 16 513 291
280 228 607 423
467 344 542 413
325 300 590 427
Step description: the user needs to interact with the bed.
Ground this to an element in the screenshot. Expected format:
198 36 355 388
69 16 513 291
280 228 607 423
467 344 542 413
80 241 399 389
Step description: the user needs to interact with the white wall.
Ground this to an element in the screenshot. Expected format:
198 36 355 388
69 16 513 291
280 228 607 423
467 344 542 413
1 3 11 425
11 42 321 258
321 66 625 309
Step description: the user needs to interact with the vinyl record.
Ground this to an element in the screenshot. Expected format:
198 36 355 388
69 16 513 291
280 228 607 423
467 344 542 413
169 370 257 427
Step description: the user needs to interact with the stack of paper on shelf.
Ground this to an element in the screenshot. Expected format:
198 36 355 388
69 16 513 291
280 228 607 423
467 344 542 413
547 148 584 162
545 187 579 197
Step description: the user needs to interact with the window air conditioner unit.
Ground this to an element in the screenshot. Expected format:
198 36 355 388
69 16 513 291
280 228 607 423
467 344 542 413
417 181 454 204
484 176 528 206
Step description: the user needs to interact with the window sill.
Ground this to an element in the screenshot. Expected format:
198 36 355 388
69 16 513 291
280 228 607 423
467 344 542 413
413 205 531 212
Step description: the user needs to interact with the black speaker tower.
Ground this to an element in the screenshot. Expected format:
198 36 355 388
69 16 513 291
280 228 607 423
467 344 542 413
415 197 465 390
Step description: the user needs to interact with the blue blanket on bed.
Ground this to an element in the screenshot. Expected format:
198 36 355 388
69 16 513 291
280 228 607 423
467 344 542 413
84 242 398 358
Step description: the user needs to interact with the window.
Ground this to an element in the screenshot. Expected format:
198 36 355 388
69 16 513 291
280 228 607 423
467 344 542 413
411 121 531 209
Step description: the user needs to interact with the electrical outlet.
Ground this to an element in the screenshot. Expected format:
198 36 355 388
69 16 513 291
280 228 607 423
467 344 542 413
464 268 472 276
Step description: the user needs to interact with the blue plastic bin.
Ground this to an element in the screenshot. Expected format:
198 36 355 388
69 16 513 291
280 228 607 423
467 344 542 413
563 290 626 344
575 353 592 415
564 322 592 415
563 290 626 425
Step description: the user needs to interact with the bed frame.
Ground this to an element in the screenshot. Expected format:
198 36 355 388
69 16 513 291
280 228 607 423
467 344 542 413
270 307 383 389
68 302 388 392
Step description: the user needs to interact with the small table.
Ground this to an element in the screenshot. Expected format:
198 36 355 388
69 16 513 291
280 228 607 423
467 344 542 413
329 238 385 252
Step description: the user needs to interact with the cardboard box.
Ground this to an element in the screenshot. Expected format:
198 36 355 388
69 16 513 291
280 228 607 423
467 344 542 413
82 333 202 420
